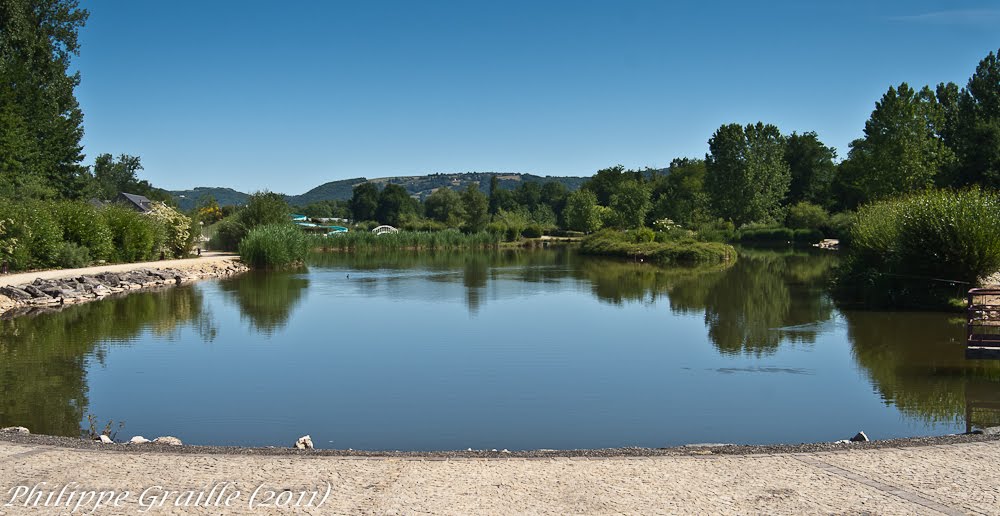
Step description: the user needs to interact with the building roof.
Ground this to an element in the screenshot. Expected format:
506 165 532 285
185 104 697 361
117 192 154 213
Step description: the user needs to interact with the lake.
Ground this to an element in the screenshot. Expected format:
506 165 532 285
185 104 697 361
2 247 998 450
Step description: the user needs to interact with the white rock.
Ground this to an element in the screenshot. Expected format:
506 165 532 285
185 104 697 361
0 426 29 434
501 449 510 453
98 435 113 444
294 435 314 450
153 436 183 446
129 436 150 444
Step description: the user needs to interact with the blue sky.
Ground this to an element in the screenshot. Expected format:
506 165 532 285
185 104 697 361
74 1 1000 194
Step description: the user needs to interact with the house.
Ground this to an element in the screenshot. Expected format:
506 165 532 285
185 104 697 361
116 192 154 213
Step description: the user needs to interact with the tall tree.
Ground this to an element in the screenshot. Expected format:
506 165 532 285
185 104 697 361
705 122 790 226
564 189 603 233
582 165 636 205
0 0 90 199
461 183 488 233
424 187 465 225
349 182 379 221
946 49 1000 189
784 132 836 207
835 83 954 207
487 175 500 215
375 183 414 226
608 179 651 229
649 158 709 226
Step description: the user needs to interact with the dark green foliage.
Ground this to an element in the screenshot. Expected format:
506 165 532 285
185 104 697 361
648 158 709 226
564 189 603 233
350 182 379 222
461 183 489 233
784 132 836 206
239 223 311 269
706 122 790 226
835 188 1000 308
0 0 89 200
208 191 291 251
608 179 651 229
91 153 171 203
835 84 954 208
580 229 736 266
738 227 794 243
55 242 90 268
424 187 465 225
522 224 543 238
375 183 417 226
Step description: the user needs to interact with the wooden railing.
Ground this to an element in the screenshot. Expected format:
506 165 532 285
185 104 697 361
967 288 1000 360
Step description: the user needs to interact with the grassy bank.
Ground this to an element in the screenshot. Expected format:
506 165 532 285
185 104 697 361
239 224 311 269
579 229 737 266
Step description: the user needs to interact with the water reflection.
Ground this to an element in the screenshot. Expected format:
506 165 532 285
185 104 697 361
218 270 309 334
3 248 1000 444
843 310 1000 425
0 286 213 435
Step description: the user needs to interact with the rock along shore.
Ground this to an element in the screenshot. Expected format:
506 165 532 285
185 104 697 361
0 257 248 318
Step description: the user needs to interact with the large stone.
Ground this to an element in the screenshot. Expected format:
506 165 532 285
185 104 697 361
98 434 114 444
849 431 869 442
153 436 183 446
0 426 29 434
294 435 314 450
0 286 32 301
129 436 151 444
23 285 49 298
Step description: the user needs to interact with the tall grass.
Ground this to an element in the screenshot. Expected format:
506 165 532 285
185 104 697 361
239 223 311 269
580 229 737 266
316 229 500 251
835 188 1000 308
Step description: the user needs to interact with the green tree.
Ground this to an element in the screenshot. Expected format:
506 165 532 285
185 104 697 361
835 84 954 207
488 175 501 215
350 182 379 221
461 183 488 232
424 187 465 225
649 158 709 226
564 189 603 233
608 179 651 228
582 165 635 205
784 132 836 207
514 181 542 211
945 49 1000 189
0 0 90 199
375 183 414 226
705 122 790 226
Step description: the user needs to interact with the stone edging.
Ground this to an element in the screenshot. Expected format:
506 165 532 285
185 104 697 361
0 259 249 318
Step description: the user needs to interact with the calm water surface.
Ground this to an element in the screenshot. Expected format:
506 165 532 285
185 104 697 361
2 248 998 450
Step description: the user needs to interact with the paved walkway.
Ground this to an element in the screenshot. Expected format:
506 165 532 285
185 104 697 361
0 440 997 514
0 253 239 287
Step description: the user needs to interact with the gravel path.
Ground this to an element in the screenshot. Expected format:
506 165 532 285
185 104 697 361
0 437 997 514
0 252 238 287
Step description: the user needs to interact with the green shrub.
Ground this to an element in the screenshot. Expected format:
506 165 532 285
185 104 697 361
738 227 794 243
54 201 114 262
239 223 311 269
786 202 829 230
522 224 543 239
55 242 91 268
210 218 246 251
835 188 1000 308
792 228 823 243
102 205 163 262
629 227 655 243
826 211 856 243
148 202 192 258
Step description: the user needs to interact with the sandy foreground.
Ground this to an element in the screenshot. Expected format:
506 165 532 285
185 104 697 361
0 439 997 515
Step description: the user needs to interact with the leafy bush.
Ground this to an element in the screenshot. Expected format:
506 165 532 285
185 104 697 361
738 227 794 243
826 211 856 243
102 205 163 262
148 202 192 257
835 188 1000 308
786 201 829 230
522 224 543 238
239 223 311 269
54 201 114 262
55 242 91 268
210 218 245 251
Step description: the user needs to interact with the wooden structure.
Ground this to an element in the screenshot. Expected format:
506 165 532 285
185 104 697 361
967 288 1000 360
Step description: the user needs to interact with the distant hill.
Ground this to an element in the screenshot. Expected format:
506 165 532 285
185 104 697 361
170 172 592 209
170 187 251 211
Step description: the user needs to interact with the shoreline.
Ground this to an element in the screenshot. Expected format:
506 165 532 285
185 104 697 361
1 429 996 458
0 254 248 317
